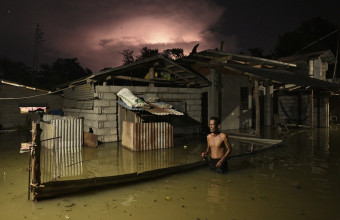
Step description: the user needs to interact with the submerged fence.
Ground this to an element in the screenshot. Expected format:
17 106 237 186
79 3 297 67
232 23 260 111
40 137 83 183
29 117 84 200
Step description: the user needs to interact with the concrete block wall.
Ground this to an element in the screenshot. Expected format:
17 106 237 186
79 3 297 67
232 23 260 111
64 85 203 143
95 85 202 122
278 94 329 128
64 89 118 142
278 95 299 124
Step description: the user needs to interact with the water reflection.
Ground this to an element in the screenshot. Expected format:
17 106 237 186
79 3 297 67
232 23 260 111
79 141 204 179
38 135 285 182
206 177 228 206
1 127 340 219
40 146 83 182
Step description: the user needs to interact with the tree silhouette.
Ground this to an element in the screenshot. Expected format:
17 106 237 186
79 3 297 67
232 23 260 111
38 58 92 89
120 49 134 65
120 47 186 65
135 47 159 60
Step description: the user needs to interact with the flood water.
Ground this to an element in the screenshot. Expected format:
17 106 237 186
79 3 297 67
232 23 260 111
1 127 340 220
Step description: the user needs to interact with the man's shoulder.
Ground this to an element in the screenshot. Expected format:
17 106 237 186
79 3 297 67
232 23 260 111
219 132 227 138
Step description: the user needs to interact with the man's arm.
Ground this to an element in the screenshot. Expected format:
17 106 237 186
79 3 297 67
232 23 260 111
216 133 232 167
201 136 211 157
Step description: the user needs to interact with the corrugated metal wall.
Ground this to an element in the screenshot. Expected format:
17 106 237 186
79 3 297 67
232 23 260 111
122 121 173 151
51 117 84 151
40 117 84 182
63 84 94 109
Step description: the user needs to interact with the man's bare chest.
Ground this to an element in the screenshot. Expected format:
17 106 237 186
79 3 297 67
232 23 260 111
209 135 224 149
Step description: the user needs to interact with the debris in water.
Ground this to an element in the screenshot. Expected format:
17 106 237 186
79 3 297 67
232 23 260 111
65 215 70 219
65 203 76 208
165 196 171 201
184 145 188 149
227 179 232 183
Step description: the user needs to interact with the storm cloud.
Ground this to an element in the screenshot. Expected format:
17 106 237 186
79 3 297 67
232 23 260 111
1 0 339 72
1 0 237 71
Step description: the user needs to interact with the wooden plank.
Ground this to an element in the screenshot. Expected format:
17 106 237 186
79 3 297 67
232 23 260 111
33 161 208 200
114 75 174 84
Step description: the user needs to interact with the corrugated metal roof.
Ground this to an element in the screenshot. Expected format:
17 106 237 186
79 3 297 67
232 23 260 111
57 55 210 89
224 63 340 89
146 103 184 116
117 100 184 116
280 50 336 64
192 50 297 68
117 100 145 111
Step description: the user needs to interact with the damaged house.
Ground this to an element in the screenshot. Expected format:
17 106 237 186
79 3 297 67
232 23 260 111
184 49 340 132
58 49 339 143
58 55 210 143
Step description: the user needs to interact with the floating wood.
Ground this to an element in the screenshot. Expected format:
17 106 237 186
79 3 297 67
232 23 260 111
33 160 208 200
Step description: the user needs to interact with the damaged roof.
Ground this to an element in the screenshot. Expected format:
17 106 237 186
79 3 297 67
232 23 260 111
279 50 336 64
185 49 340 90
117 100 184 116
223 63 340 89
58 55 210 89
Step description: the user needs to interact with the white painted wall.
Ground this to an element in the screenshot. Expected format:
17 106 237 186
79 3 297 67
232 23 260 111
219 75 253 130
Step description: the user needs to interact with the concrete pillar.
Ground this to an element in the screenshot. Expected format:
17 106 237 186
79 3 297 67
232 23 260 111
321 96 329 128
208 69 219 119
248 85 253 127
264 85 273 127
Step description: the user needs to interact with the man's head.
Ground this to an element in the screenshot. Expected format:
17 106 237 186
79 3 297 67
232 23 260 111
209 117 221 133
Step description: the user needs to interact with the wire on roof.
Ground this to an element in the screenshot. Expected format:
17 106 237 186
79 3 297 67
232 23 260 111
0 87 70 100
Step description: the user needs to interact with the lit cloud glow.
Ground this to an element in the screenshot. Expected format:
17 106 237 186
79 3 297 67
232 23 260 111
1 0 239 72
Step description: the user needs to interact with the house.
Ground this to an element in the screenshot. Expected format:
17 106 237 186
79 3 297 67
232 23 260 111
0 79 63 130
185 49 340 131
58 49 340 142
276 50 338 128
57 55 210 143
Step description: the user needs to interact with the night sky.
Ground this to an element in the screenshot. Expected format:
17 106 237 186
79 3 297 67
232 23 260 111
1 0 339 72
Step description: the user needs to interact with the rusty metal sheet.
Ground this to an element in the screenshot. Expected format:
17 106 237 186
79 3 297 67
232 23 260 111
118 100 184 116
122 121 174 151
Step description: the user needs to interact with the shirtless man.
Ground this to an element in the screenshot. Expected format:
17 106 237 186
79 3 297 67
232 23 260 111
201 117 232 173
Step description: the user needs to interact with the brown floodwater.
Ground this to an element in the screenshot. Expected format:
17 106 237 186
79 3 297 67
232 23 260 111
0 127 339 220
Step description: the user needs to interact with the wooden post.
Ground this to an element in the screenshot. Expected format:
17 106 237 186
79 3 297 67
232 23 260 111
149 67 155 87
31 121 42 200
310 90 314 128
254 80 260 136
